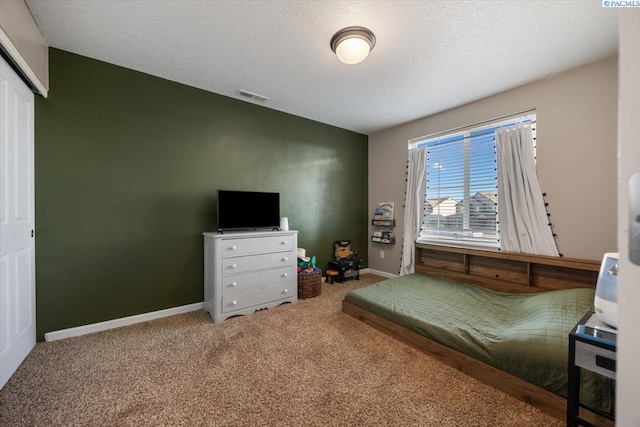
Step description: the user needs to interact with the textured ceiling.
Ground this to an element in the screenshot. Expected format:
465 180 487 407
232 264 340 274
26 0 618 135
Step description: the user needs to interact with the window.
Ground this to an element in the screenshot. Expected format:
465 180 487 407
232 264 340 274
409 112 536 249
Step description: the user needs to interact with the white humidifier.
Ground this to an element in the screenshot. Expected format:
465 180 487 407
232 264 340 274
594 252 619 329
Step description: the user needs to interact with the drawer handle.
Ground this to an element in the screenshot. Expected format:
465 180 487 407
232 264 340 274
231 282 237 287
232 300 238 306
281 241 287 245
230 245 237 250
284 289 288 294
282 257 288 261
230 264 237 269
283 273 288 277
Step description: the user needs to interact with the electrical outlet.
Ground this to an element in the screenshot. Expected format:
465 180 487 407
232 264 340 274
380 250 384 259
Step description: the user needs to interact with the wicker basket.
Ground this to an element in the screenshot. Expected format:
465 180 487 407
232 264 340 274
297 271 322 299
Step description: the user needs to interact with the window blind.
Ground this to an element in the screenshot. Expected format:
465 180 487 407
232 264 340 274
413 113 536 248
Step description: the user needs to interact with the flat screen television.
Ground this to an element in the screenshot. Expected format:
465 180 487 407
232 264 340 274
217 190 280 231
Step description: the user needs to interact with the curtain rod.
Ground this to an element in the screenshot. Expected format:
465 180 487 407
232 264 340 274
408 108 536 146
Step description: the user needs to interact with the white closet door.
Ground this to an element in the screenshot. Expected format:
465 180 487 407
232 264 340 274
0 55 36 390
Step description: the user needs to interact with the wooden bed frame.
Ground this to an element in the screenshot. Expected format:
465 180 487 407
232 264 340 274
342 243 613 427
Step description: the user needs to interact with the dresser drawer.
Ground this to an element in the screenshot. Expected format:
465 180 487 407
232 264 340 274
222 252 293 275
222 266 294 294
221 235 294 258
221 282 294 313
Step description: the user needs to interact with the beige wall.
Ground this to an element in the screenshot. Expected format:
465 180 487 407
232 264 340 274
0 0 48 93
369 56 618 274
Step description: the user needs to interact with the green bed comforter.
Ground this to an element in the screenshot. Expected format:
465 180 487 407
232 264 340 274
345 273 614 411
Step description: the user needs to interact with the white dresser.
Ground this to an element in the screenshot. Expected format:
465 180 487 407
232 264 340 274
203 230 298 323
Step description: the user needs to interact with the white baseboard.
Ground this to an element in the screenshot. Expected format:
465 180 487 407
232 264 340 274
365 268 398 279
44 302 204 342
44 269 392 341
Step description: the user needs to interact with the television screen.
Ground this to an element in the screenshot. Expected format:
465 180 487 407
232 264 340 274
217 190 280 231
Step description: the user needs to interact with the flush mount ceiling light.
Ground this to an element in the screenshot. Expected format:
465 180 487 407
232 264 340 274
330 26 376 65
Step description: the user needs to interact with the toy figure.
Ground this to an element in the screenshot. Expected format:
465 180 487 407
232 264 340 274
329 240 361 283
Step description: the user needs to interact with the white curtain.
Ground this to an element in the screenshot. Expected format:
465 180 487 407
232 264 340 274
496 124 559 256
400 147 427 275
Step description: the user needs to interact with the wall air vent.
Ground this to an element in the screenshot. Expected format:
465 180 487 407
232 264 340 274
236 89 269 103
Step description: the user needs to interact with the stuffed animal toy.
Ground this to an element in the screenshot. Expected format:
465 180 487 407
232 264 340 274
297 247 316 270
334 240 355 260
298 255 316 270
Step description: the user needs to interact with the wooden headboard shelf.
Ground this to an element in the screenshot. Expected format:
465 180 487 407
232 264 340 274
415 243 600 293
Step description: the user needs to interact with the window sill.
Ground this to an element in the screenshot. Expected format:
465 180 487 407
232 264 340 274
416 239 500 252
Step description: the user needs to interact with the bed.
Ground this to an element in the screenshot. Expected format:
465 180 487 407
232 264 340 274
342 243 614 426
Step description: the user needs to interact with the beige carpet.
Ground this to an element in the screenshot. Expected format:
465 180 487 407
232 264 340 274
0 274 563 426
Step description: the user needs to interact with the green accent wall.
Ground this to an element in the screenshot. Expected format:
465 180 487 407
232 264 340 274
35 49 368 340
